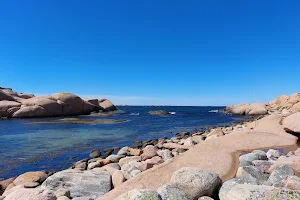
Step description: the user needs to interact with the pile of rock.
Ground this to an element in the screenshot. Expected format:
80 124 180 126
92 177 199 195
114 167 222 200
225 92 300 115
219 148 300 200
0 87 116 118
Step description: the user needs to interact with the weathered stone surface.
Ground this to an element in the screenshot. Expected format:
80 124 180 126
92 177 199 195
114 189 162 200
162 143 190 150
13 171 48 186
295 148 300 156
157 184 189 200
171 167 222 200
89 149 101 158
106 154 124 163
0 90 15 101
236 166 269 183
99 99 116 111
239 150 268 166
4 187 56 200
57 196 70 200
112 170 125 188
268 164 294 184
198 197 213 200
219 176 259 199
55 188 71 198
284 176 300 190
219 184 274 200
0 177 15 192
157 149 173 162
134 162 154 172
117 147 130 156
144 156 164 165
103 163 121 175
23 182 40 188
262 188 300 199
12 105 49 118
121 164 141 180
252 160 274 173
128 148 142 156
269 155 300 176
87 160 103 170
0 101 21 117
283 112 300 134
119 156 141 167
141 145 158 161
42 170 111 199
266 149 282 160
183 138 196 146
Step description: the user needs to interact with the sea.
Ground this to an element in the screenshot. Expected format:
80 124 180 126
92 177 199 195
0 106 244 179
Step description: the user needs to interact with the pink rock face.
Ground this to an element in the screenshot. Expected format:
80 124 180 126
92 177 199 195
295 148 300 156
0 177 15 191
99 99 116 111
13 171 48 186
284 176 300 190
144 156 164 165
268 156 300 176
4 187 56 200
0 101 21 117
0 90 15 101
162 143 190 150
141 145 158 161
12 105 49 118
134 162 154 172
51 92 85 115
282 112 300 134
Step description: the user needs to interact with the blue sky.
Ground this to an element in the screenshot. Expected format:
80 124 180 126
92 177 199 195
0 0 300 105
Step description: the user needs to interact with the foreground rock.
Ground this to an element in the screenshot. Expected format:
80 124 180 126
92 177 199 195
114 189 161 200
282 112 300 134
42 170 111 199
171 167 222 199
157 184 189 200
4 187 56 200
225 103 268 115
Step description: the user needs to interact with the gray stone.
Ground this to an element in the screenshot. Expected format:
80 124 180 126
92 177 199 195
219 176 259 198
263 188 300 199
75 162 87 170
115 189 162 200
236 166 269 183
0 196 4 200
219 184 274 200
57 197 70 200
171 167 222 200
117 147 130 156
239 150 268 167
89 149 101 158
24 181 40 188
266 149 282 160
41 170 111 199
55 188 71 198
72 198 94 200
157 184 189 200
106 154 124 163
268 164 294 184
252 160 274 173
119 156 141 167
157 150 173 162
121 164 141 180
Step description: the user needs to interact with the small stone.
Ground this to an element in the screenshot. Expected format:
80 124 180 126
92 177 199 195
112 170 126 188
24 181 40 188
157 149 173 161
295 148 300 156
252 160 274 173
128 148 142 156
266 149 282 160
117 147 130 156
141 145 158 161
268 164 294 184
87 160 103 170
239 150 268 167
134 162 154 172
157 184 189 200
171 167 222 199
13 171 48 186
103 163 121 175
236 166 269 183
106 154 124 163
55 188 71 198
89 149 101 158
74 162 87 170
144 156 164 165
114 189 161 200
284 176 300 190
119 156 141 167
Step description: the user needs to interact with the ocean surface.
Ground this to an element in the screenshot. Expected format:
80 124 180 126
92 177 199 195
0 106 244 179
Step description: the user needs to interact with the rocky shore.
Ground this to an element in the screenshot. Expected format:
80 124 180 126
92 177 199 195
1 92 300 199
0 87 116 118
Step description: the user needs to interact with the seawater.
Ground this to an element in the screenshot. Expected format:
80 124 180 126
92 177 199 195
0 106 244 179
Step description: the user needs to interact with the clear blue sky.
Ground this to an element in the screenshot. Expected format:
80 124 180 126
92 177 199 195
1 0 299 105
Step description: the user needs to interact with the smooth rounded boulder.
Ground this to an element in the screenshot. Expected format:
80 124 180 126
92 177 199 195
170 167 222 200
114 189 162 200
51 93 85 115
0 101 21 117
282 112 300 134
0 90 15 101
99 99 116 111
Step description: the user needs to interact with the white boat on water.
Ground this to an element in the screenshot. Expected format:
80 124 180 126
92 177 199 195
208 110 219 113
169 112 176 115
130 113 140 116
